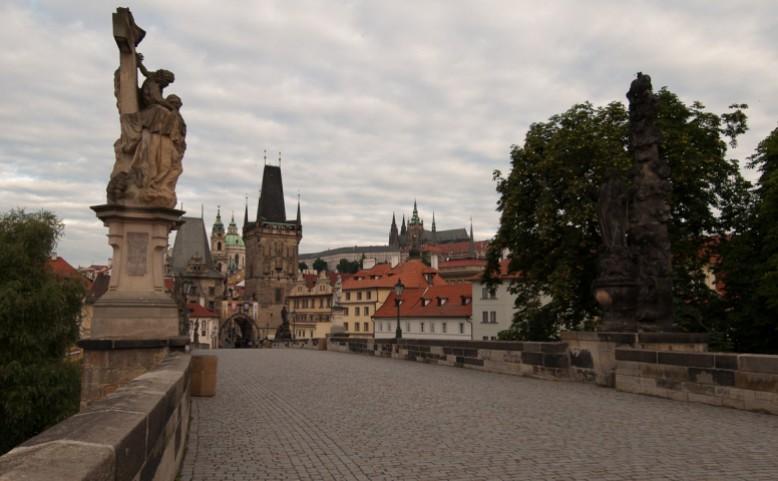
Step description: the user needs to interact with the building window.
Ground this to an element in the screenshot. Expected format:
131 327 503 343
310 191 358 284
344 322 349 331
364 306 370 316
275 288 283 303
442 322 447 333
459 323 465 334
344 307 349 316
430 322 435 333
482 311 489 323
490 311 497 323
346 292 351 301
366 291 372 300
357 292 362 300
355 322 360 332
406 322 410 332
420 322 425 333
363 322 368 332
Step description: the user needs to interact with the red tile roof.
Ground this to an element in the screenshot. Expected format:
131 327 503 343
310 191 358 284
374 283 472 319
342 259 447 290
48 255 92 288
187 302 219 318
468 258 520 281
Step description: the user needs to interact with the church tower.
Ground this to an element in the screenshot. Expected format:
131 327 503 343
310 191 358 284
389 212 400 248
243 159 302 337
210 206 227 273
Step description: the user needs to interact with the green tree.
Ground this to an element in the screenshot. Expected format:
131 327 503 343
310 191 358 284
0 209 86 454
336 258 360 274
715 127 778 353
298 261 308 271
484 89 749 341
312 257 328 273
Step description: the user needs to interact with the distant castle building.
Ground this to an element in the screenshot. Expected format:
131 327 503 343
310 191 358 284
389 200 470 252
243 162 302 336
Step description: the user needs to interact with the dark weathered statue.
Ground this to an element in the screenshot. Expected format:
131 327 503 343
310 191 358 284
107 7 186 208
594 73 673 331
275 306 293 340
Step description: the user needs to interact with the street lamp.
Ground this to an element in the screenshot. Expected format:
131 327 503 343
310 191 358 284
394 278 404 339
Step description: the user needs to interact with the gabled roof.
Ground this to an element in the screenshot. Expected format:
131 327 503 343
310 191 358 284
469 258 520 282
187 302 219 318
170 217 222 278
257 164 288 223
48 255 92 288
342 259 447 290
374 283 472 319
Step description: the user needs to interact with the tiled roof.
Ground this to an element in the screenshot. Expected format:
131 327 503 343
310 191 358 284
169 217 222 278
438 259 487 269
374 283 472 319
342 259 447 290
468 258 520 281
187 302 219 318
48 255 92 288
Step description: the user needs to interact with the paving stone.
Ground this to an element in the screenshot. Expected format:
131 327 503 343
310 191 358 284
179 349 778 481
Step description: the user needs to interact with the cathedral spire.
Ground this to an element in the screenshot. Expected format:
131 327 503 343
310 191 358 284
296 191 301 225
243 195 249 230
469 216 475 256
213 205 225 234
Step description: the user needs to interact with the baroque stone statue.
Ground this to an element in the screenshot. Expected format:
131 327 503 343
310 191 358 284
107 8 185 208
594 72 673 331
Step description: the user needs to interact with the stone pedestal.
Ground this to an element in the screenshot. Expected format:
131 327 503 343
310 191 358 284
592 277 638 332
562 331 709 387
80 204 186 406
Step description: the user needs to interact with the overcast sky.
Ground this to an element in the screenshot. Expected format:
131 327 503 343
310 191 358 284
1 1 776 268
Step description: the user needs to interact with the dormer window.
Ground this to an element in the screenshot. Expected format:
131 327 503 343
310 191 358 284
437 297 447 306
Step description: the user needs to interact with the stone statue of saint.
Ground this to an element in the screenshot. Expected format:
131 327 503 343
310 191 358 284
107 10 185 209
597 168 628 250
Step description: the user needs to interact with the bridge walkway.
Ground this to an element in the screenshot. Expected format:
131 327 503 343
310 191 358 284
180 349 778 481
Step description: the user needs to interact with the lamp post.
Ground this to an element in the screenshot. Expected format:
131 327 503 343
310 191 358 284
394 278 404 339
183 278 195 347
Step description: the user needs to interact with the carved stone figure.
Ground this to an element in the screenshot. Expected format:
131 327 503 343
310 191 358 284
107 8 185 208
594 73 673 332
597 168 628 250
275 306 293 340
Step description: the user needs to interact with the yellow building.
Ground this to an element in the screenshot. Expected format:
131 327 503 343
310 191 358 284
287 270 340 339
339 259 447 338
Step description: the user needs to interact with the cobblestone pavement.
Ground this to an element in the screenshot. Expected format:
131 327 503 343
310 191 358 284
180 349 778 481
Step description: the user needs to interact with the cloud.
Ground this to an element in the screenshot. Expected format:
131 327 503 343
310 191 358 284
1 0 776 267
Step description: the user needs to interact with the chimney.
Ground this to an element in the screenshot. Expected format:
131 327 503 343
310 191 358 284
363 257 376 270
430 252 439 270
390 255 399 268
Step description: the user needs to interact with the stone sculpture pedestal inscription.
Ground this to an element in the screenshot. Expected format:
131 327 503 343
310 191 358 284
80 8 187 406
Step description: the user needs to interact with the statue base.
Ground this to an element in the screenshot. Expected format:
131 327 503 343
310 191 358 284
78 337 188 407
562 331 709 387
83 204 185 405
592 277 638 332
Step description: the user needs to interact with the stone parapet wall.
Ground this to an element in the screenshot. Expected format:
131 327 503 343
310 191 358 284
0 352 191 481
327 336 571 382
615 349 778 415
268 338 325 350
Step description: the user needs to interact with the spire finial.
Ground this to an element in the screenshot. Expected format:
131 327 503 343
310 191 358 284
278 151 282 166
264 149 267 165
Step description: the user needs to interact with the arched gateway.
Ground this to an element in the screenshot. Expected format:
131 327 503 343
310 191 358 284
219 313 261 348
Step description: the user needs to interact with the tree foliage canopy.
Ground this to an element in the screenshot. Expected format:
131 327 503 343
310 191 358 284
0 209 86 454
313 257 328 273
484 88 749 342
715 127 778 353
